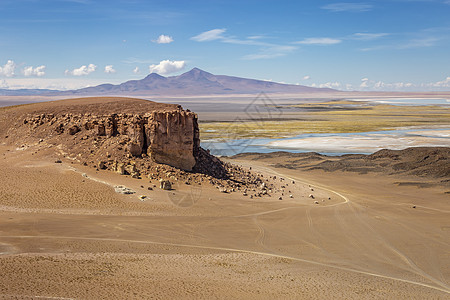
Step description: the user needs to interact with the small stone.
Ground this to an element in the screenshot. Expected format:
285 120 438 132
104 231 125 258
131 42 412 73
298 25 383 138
309 194 315 199
54 159 62 163
159 179 172 190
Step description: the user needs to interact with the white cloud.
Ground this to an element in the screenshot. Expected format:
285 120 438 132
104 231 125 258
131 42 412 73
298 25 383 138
0 60 16 77
65 64 97 76
104 65 116 74
191 29 226 42
321 3 373 12
359 78 416 90
247 35 265 40
311 82 342 89
398 37 439 49
23 65 46 77
0 79 8 88
191 29 297 60
243 45 296 60
123 57 155 64
296 38 342 45
133 67 140 74
361 36 440 51
351 33 389 40
360 78 371 88
427 76 450 88
0 77 122 91
302 75 311 80
149 60 186 75
356 76 450 91
154 34 174 44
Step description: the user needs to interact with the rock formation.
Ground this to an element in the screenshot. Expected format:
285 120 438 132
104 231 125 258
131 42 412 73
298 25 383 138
18 100 199 171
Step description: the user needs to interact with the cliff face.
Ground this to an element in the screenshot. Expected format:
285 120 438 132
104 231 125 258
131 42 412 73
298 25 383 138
21 108 199 171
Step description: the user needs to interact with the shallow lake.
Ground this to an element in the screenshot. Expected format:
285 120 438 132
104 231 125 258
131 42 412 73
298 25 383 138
202 127 450 156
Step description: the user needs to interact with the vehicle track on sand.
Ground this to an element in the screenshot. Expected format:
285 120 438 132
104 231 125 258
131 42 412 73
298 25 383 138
229 161 450 293
1 235 449 295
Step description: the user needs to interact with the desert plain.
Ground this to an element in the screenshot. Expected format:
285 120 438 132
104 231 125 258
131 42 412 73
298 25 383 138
0 94 449 299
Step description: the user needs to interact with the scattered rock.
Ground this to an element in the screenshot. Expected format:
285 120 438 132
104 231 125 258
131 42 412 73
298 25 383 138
114 186 135 194
54 159 62 163
97 161 106 170
159 179 172 190
67 125 80 135
309 194 315 199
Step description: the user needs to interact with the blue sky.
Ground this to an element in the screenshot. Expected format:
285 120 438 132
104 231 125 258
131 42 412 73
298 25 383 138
0 0 449 91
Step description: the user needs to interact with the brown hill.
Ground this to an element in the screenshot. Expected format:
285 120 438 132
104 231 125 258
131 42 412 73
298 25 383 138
233 147 450 180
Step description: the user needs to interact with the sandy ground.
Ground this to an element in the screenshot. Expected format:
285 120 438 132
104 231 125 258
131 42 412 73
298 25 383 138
0 144 449 299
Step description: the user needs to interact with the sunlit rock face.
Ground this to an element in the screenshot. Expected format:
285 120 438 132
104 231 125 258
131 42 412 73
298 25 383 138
21 108 199 171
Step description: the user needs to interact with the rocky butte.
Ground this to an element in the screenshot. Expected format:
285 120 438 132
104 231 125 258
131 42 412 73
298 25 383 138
0 97 230 178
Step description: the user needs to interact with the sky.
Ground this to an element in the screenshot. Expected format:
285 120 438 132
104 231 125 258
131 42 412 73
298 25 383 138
0 0 449 91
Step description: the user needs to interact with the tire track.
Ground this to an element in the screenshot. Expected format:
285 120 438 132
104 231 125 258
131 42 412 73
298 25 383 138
1 234 449 295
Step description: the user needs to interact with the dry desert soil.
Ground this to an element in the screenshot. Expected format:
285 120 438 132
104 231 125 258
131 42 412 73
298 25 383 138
0 98 449 299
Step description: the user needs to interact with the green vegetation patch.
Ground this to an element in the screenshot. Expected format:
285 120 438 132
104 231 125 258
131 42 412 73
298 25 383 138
199 104 450 140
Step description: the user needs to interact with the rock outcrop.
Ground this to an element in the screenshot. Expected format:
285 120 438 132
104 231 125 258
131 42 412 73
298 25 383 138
20 105 199 171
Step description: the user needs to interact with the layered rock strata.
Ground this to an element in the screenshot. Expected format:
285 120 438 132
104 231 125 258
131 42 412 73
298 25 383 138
21 109 199 171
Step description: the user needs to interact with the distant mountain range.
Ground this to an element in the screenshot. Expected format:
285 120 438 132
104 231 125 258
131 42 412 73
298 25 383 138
0 68 335 96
